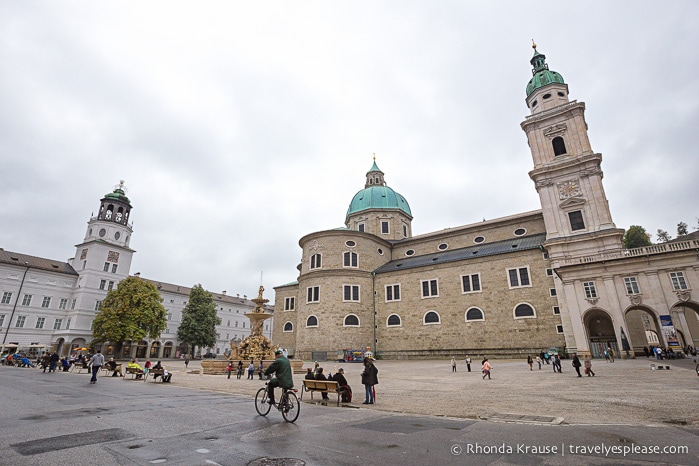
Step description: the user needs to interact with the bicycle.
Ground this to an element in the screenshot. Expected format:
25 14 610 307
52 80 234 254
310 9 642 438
255 382 300 423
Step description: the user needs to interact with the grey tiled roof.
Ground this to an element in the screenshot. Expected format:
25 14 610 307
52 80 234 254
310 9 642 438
373 233 546 274
0 249 78 275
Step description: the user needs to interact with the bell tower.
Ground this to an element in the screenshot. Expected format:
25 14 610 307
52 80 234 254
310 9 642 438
521 44 623 263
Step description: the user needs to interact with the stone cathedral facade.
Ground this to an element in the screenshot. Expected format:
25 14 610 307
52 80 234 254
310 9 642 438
273 48 699 360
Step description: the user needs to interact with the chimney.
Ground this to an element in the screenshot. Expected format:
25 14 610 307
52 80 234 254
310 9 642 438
222 290 227 296
134 272 141 277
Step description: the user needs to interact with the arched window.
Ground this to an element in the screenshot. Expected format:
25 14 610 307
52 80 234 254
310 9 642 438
310 253 322 269
343 251 358 267
306 315 318 327
552 136 567 156
423 311 440 325
465 307 485 321
514 303 536 319
387 314 401 327
343 314 359 327
283 322 293 332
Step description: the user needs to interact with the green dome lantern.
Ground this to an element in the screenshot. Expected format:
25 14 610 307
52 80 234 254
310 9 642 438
526 44 565 97
345 160 412 220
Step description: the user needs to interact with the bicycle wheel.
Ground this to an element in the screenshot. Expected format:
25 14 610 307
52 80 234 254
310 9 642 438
255 387 271 416
281 391 300 423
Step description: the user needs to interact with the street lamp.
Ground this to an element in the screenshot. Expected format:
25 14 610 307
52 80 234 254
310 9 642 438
2 262 29 346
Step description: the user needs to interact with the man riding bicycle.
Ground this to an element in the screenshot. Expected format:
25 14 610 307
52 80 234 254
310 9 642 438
264 349 294 405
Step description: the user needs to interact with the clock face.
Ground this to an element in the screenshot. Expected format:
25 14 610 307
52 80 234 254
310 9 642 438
99 228 106 237
558 180 581 199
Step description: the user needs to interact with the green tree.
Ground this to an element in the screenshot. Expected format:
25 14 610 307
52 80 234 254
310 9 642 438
622 225 651 249
656 229 671 243
92 276 167 353
177 284 221 355
676 221 688 236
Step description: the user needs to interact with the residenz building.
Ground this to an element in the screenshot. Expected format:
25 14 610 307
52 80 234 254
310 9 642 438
0 182 272 359
272 47 699 360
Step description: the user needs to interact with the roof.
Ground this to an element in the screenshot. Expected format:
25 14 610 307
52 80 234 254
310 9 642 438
138 277 271 307
346 185 412 218
669 230 699 243
373 233 546 274
0 249 78 276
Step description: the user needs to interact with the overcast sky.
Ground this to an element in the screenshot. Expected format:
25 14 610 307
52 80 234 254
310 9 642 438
1 1 698 302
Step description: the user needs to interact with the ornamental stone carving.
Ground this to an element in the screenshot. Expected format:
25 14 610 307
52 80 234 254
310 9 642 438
629 294 642 306
543 123 567 139
676 289 691 302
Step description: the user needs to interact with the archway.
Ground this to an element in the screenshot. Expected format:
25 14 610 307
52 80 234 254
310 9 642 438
670 301 699 352
136 340 148 359
55 338 66 357
150 341 161 358
163 342 173 358
624 306 662 354
584 309 619 358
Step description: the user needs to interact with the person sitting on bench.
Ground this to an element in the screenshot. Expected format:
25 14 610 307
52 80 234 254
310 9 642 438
152 361 172 382
105 358 123 377
126 360 145 379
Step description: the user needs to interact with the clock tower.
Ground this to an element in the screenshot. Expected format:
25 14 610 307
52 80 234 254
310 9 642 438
520 45 624 263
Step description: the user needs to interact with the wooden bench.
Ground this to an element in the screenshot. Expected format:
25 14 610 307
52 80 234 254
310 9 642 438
124 366 145 380
301 379 341 406
147 368 172 383
101 363 122 377
71 361 90 374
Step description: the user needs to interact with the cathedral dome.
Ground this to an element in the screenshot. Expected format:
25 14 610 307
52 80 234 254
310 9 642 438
346 161 412 219
526 47 565 97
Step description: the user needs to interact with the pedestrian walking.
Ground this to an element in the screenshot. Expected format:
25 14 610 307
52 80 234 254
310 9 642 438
451 357 457 372
465 355 472 372
527 355 533 371
89 350 104 384
535 355 542 369
361 357 379 404
247 361 255 379
481 357 492 380
572 353 582 377
583 355 595 377
237 360 243 379
226 361 233 379
184 354 191 369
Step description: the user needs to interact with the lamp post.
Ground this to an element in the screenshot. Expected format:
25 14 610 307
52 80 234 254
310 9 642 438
3 262 30 346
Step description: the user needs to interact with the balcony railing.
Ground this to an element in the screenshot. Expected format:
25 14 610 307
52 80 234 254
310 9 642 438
563 239 699 265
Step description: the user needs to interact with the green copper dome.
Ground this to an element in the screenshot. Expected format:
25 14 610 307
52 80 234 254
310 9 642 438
104 181 131 205
526 47 565 97
346 162 412 219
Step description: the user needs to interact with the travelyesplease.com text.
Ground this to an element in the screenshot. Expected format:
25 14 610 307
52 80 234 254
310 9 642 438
451 442 689 457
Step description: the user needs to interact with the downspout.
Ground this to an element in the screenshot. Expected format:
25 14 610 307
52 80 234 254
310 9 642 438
3 262 30 345
372 272 377 356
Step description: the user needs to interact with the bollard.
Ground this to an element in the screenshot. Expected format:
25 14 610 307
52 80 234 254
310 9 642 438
651 364 656 370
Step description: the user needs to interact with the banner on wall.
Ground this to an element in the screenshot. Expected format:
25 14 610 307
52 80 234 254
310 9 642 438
659 315 681 347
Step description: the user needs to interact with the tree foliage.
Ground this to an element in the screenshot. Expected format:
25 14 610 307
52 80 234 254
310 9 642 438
656 229 671 243
92 276 167 346
676 221 688 236
622 225 651 249
177 284 221 353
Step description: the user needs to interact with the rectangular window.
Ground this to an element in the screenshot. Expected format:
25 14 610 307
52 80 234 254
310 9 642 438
22 294 32 306
306 286 320 303
461 274 481 293
66 318 71 329
343 285 360 302
568 210 585 231
53 318 63 330
556 324 564 334
71 299 76 310
421 279 439 298
553 306 560 315
403 225 407 237
41 297 51 308
1 292 12 305
546 268 553 277
35 317 45 329
385 284 401 302
507 267 531 288
235 321 238 327
15 315 26 328
381 221 389 234
0 315 5 327
284 297 295 311
669 271 688 291
358 223 365 232
583 281 598 299
310 254 321 270
549 288 557 297
108 281 114 291
343 251 358 267
99 279 106 290
623 277 640 295
59 298 68 310
103 262 110 272
542 251 549 260
94 300 101 311
111 264 118 273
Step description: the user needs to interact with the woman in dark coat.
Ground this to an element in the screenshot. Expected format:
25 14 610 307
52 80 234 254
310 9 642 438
361 357 379 404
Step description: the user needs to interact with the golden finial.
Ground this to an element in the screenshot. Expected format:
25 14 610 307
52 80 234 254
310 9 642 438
532 39 537 49
373 152 376 161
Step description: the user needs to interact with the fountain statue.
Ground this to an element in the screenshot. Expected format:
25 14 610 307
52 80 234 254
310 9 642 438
228 286 277 361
